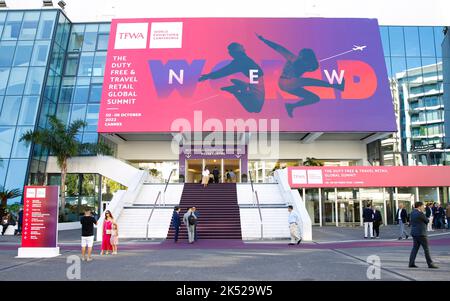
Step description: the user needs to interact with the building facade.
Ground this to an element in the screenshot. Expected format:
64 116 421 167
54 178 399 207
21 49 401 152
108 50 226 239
0 7 449 226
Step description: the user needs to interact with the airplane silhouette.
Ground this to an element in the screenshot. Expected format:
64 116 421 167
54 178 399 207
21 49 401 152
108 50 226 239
352 45 367 51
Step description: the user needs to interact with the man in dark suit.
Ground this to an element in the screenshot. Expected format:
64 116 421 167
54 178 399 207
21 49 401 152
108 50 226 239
171 206 181 243
396 203 409 240
373 206 383 238
362 204 374 239
212 167 220 184
409 202 438 269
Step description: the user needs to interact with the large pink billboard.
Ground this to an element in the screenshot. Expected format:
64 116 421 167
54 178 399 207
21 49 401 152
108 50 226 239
288 166 450 188
98 18 396 133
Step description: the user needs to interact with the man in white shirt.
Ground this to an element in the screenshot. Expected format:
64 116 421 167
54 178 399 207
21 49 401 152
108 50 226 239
287 205 302 245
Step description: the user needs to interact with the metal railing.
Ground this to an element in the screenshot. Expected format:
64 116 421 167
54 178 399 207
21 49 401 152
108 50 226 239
248 171 263 239
145 170 174 240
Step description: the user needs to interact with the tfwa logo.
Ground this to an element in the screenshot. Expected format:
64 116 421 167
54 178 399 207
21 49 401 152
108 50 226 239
114 23 149 49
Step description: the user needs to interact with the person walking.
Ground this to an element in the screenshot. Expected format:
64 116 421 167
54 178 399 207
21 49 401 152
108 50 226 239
409 201 438 269
110 223 119 255
362 204 374 239
1 213 12 235
373 206 383 239
212 167 220 184
226 170 231 183
434 204 444 229
171 206 181 243
287 205 302 245
445 204 450 230
15 207 23 236
425 203 434 232
183 207 197 244
101 210 114 255
192 207 199 241
80 209 97 262
396 203 409 240
229 170 236 183
202 167 210 188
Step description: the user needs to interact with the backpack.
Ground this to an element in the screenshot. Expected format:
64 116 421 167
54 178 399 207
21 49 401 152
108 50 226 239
188 213 196 225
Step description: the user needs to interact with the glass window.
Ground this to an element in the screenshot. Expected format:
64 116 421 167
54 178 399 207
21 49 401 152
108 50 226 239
67 24 85 52
24 67 46 95
434 27 443 57
92 52 106 76
0 158 8 187
0 96 21 125
19 11 40 40
6 68 28 95
0 127 15 158
0 68 10 95
97 34 109 50
389 27 405 56
406 57 422 71
85 104 99 131
5 159 28 191
31 41 50 66
78 52 94 76
11 126 33 159
392 57 407 77
13 41 33 67
384 56 392 78
36 11 56 40
56 103 70 124
70 104 87 123
64 53 79 76
380 27 390 56
0 12 6 38
98 23 110 33
82 132 98 144
82 33 97 52
59 77 75 102
0 41 16 67
2 12 23 40
89 83 102 102
18 96 39 125
404 27 420 56
419 27 436 57
73 84 89 103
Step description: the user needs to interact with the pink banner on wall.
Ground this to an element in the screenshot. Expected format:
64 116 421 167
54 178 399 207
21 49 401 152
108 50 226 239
288 166 450 188
98 18 396 133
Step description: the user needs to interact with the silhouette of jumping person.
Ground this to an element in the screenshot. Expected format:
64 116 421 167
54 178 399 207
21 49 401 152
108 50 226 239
256 34 345 117
199 42 265 113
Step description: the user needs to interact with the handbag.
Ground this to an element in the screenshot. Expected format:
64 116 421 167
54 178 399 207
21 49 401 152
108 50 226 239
105 229 112 235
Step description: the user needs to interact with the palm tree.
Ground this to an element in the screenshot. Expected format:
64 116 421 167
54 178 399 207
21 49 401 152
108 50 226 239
303 157 324 166
0 187 22 217
20 115 112 219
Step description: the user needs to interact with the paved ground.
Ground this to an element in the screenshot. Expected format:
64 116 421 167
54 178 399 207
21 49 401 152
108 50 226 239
0 226 448 281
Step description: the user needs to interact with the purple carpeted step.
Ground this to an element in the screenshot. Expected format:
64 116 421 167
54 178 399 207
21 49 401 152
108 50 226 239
166 183 242 240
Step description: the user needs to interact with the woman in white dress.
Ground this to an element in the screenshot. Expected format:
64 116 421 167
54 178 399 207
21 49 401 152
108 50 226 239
201 167 210 188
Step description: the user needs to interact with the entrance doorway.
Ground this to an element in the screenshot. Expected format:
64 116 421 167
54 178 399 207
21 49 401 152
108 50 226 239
185 159 241 183
224 159 240 183
186 159 203 183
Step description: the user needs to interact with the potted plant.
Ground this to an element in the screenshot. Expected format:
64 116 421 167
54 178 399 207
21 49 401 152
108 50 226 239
0 187 22 218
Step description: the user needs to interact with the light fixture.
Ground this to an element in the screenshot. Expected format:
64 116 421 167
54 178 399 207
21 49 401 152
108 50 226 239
43 0 53 7
57 0 66 9
0 1 7 8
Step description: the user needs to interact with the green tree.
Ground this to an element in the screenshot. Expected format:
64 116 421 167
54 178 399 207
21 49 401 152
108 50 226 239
303 157 324 166
20 115 112 219
0 187 22 217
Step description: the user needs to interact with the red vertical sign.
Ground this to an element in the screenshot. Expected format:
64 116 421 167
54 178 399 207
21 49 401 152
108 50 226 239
22 186 59 248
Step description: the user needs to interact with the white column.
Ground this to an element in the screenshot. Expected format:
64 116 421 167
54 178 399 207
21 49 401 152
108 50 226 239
335 188 338 227
302 188 305 201
415 187 419 203
319 188 323 227
221 159 224 183
359 191 363 227
436 187 440 204
239 159 242 183
383 188 387 226
395 187 399 212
